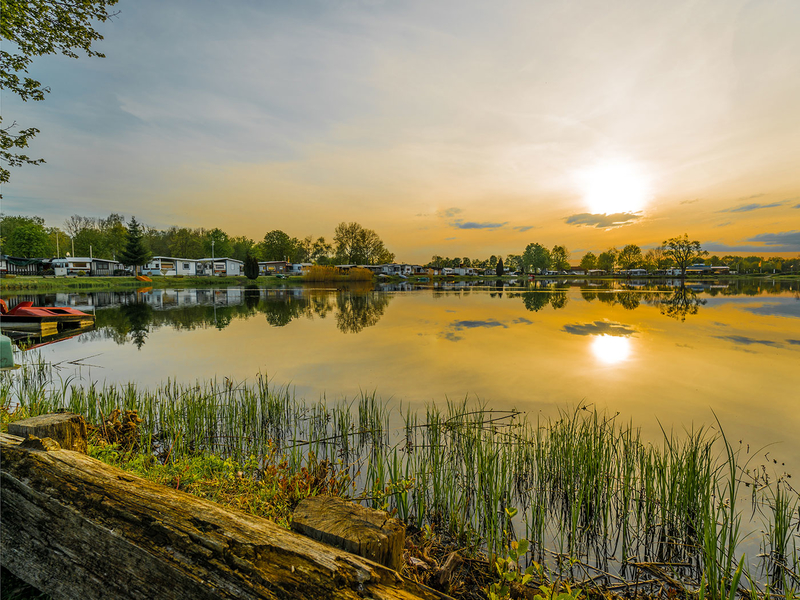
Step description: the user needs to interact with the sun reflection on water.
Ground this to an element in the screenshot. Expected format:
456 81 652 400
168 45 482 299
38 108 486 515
591 335 632 365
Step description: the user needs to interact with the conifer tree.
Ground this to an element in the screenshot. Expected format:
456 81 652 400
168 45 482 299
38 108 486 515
496 257 505 277
119 217 151 275
244 253 259 280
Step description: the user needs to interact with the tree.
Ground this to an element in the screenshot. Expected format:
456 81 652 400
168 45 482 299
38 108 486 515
644 245 672 271
663 234 707 278
496 257 504 277
617 244 642 270
1 0 119 188
98 213 127 259
260 229 297 262
243 253 259 280
580 252 597 271
333 222 394 265
230 235 256 262
4 218 49 256
118 217 151 274
597 248 618 273
550 245 570 272
204 228 233 258
522 243 550 274
311 237 333 264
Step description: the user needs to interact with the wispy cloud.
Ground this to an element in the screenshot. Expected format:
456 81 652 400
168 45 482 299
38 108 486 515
513 225 535 232
747 230 800 251
787 339 800 346
714 335 782 347
439 318 510 342
718 201 785 213
564 213 641 229
744 301 800 319
562 320 637 337
451 220 508 230
715 222 732 228
438 207 464 218
680 199 699 205
794 204 800 209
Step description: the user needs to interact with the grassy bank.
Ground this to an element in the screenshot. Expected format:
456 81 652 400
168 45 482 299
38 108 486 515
2 358 798 599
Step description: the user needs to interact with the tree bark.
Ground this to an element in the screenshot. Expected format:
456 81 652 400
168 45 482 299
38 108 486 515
0 432 451 600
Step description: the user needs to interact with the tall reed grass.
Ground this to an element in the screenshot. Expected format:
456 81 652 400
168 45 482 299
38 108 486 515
302 265 374 281
2 353 797 597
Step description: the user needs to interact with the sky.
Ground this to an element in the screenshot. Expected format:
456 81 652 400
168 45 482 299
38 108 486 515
2 0 799 263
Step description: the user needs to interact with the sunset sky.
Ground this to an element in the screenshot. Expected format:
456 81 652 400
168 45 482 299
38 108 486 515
3 0 799 262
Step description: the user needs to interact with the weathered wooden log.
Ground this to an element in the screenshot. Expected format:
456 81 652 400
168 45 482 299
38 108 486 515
0 432 452 600
292 496 405 571
8 412 87 453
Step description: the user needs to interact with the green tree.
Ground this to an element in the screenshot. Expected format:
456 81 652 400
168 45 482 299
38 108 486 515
243 253 259 280
550 245 570 272
617 244 642 270
260 229 297 261
98 213 127 259
204 228 233 258
580 251 597 271
230 235 256 262
169 227 204 259
311 236 333 264
333 222 394 265
522 243 550 274
663 234 706 278
1 0 119 188
4 217 49 256
119 217 151 274
597 247 618 273
496 257 504 277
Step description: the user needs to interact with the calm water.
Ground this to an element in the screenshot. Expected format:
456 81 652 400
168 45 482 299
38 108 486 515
5 278 800 471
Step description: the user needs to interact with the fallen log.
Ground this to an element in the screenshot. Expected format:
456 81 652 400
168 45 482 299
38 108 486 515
0 432 452 600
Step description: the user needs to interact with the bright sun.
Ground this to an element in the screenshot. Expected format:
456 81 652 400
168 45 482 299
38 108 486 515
577 160 650 215
591 335 632 365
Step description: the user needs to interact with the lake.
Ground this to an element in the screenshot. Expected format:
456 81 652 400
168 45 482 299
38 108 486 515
5 277 799 473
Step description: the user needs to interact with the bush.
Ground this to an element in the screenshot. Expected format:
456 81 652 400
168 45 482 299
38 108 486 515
77 270 87 277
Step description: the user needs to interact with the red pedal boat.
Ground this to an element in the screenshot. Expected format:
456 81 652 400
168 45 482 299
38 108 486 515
0 300 96 334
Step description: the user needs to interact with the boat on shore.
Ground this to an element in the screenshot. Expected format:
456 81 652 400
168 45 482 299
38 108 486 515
0 300 96 336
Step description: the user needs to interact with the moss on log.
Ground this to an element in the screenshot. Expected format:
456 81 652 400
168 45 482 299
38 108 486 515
0 432 451 600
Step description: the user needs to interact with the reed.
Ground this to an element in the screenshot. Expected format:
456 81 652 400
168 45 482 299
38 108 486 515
2 356 797 596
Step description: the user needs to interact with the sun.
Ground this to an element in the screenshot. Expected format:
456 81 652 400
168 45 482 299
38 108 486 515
591 335 632 365
577 160 651 215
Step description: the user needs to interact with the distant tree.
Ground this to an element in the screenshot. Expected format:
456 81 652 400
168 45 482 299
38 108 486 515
98 213 128 259
4 218 49 256
496 257 504 277
243 253 259 280
230 235 257 262
204 228 233 258
311 236 333 264
550 245 570 272
522 243 550 274
506 253 523 273
119 217 151 274
489 255 498 268
169 227 204 259
663 234 706 278
580 251 597 271
644 245 672 271
617 244 643 270
333 222 394 265
462 257 471 267
597 248 618 273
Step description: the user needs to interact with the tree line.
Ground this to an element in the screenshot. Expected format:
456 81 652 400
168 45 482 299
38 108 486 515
1 213 798 275
428 237 799 276
0 214 394 266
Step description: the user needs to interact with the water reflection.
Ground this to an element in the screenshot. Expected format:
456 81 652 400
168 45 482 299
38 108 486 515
591 335 632 364
656 286 707 322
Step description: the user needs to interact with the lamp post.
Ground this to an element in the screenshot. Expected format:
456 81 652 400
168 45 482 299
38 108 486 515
211 240 215 276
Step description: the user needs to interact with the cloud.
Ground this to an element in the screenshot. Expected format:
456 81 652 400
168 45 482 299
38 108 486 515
562 320 637 337
513 317 534 324
451 319 508 330
787 339 800 346
564 212 642 229
713 335 782 347
744 302 800 319
715 222 732 228
437 207 464 218
717 201 784 213
444 237 457 241
513 225 535 232
794 204 800 209
439 318 509 342
739 193 765 200
680 199 699 205
747 230 800 251
451 220 508 230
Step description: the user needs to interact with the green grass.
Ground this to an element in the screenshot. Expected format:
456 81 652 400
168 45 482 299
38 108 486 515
0 274 305 291
2 353 797 598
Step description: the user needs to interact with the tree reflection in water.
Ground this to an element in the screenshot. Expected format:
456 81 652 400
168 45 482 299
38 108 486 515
658 285 707 321
335 292 392 334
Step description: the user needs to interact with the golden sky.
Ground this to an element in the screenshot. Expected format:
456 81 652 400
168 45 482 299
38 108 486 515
4 0 799 261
